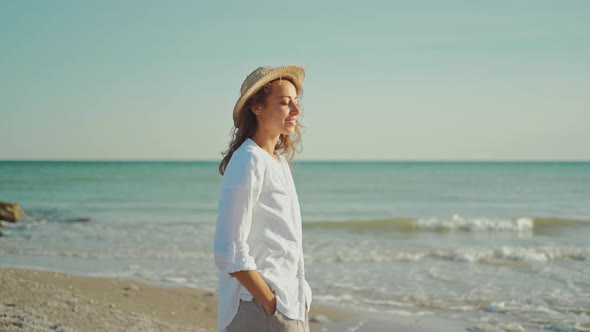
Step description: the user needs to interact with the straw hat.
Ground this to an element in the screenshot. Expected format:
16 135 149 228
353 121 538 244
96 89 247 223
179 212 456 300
233 65 305 127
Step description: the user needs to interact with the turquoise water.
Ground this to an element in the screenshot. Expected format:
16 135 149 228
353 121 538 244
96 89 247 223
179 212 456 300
1 161 589 331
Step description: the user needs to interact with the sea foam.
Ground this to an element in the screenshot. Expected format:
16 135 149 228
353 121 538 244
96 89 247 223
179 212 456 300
413 214 534 232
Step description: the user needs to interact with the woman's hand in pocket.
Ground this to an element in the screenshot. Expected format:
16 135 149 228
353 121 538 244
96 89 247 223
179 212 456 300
262 295 277 316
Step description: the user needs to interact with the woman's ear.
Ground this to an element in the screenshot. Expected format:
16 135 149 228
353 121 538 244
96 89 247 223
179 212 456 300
251 106 262 116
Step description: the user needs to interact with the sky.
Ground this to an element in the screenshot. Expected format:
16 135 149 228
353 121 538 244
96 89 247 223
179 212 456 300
1 0 589 161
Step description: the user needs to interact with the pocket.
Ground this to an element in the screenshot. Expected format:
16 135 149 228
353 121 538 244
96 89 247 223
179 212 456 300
252 297 279 318
265 301 279 318
272 306 280 317
252 298 270 317
268 305 291 331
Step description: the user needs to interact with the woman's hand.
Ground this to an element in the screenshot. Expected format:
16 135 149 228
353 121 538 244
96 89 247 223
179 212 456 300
262 295 277 316
229 270 277 316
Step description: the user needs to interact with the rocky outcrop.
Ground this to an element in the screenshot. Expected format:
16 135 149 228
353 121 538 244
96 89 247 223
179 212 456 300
0 201 25 223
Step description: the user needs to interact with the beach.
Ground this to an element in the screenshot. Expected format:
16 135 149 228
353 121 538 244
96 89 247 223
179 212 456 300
0 267 480 332
1 267 355 332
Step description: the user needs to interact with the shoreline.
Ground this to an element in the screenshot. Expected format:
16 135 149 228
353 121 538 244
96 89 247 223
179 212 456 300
0 266 486 332
0 267 352 332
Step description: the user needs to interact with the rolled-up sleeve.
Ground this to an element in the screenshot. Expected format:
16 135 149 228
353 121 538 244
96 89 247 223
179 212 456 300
213 150 264 277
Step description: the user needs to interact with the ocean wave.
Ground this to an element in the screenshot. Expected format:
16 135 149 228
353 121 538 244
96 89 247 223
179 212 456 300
304 215 589 233
0 247 213 261
305 245 590 264
414 215 533 232
430 246 589 263
4 245 587 266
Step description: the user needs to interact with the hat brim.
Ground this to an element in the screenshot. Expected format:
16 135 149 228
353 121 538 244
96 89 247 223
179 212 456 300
233 65 305 126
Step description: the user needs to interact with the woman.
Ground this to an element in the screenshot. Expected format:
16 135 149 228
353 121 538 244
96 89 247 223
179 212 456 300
213 65 312 332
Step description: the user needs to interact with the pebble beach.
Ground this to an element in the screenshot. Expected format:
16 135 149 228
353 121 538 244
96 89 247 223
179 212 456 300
0 267 352 332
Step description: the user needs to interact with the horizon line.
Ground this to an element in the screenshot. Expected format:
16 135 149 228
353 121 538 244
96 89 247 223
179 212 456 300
1 159 590 163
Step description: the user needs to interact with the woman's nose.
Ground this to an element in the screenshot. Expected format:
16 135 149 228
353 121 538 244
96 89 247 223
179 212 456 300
291 102 301 115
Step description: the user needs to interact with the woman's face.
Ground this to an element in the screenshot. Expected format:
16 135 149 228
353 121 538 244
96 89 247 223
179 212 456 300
253 79 301 137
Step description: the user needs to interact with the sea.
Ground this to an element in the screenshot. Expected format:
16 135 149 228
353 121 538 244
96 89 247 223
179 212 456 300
1 161 589 332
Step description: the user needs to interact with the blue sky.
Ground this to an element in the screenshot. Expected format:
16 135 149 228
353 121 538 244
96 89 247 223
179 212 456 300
1 0 589 161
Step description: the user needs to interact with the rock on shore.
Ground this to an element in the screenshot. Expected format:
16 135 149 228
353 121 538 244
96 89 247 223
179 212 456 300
0 202 25 223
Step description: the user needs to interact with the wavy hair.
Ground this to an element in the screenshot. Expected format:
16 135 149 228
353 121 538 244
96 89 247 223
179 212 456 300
219 77 303 175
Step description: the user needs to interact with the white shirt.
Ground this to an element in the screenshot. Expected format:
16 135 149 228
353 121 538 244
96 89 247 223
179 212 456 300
213 138 312 332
